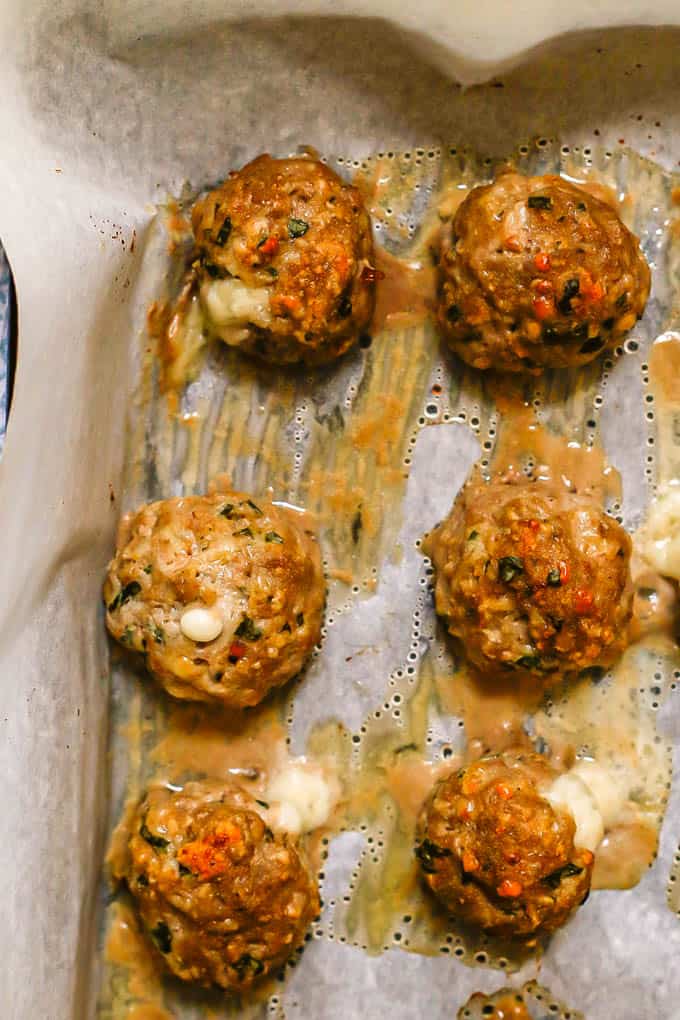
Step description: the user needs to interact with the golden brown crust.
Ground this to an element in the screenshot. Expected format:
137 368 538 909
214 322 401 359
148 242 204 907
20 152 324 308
437 171 650 372
192 154 375 364
118 782 319 989
424 477 633 679
416 751 593 935
104 492 325 708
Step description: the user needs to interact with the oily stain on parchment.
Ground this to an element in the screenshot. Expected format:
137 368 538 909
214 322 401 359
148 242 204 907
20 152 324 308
100 140 680 1017
456 980 585 1020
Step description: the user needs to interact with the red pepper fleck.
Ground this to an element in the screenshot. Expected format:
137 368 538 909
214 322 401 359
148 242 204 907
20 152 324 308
259 235 279 256
495 782 513 799
527 519 540 532
462 851 479 873
534 251 551 272
532 295 555 321
497 878 523 898
574 589 594 614
504 235 523 253
559 560 570 584
534 278 553 295
228 640 247 661
361 265 385 283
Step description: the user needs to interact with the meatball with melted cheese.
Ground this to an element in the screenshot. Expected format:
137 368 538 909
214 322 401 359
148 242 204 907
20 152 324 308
192 154 376 365
104 492 325 708
416 751 594 936
424 476 632 680
116 782 319 989
437 170 650 372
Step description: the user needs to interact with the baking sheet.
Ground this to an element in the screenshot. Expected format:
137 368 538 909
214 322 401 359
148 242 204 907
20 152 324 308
3 7 680 1020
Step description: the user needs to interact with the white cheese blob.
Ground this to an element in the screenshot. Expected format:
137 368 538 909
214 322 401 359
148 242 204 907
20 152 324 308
642 485 680 580
179 607 224 643
201 278 272 347
265 760 340 836
165 293 208 390
545 773 604 853
570 759 629 831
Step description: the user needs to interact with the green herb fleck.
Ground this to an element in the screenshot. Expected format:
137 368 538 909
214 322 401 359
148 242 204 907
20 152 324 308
547 568 561 587
415 838 452 874
245 499 263 515
219 503 236 519
616 291 629 309
337 294 352 318
140 822 169 849
233 953 265 980
558 277 580 314
266 266 279 277
216 217 232 245
280 622 292 633
544 861 584 889
580 335 604 354
288 218 309 239
151 921 173 954
137 873 149 887
498 556 524 583
235 615 262 641
108 580 142 612
150 624 165 645
265 531 284 543
178 863 192 877
235 526 254 538
515 654 541 670
528 194 553 210
468 530 479 541
121 626 135 646
638 586 657 599
296 612 305 627
255 799 270 810
143 564 152 574
204 262 222 278
576 201 586 211
447 303 462 323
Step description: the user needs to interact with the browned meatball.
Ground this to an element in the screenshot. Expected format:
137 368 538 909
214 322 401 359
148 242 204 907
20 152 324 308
437 170 650 372
416 752 594 936
192 154 376 365
104 492 325 708
424 476 632 680
116 782 319 990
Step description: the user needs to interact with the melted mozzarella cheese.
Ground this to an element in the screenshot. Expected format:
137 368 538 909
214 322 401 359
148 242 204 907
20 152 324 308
641 485 680 580
570 759 628 830
545 773 604 852
265 760 340 836
200 278 272 346
545 760 629 852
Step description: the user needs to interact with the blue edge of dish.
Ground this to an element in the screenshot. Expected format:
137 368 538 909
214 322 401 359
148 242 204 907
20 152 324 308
0 240 10 457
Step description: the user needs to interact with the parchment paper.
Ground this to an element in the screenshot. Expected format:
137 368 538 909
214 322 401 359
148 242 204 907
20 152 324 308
3 5 680 1019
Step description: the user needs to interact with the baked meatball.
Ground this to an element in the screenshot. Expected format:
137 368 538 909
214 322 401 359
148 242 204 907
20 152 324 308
424 476 632 679
117 782 319 989
104 492 325 707
437 170 650 372
192 154 376 365
416 751 594 936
